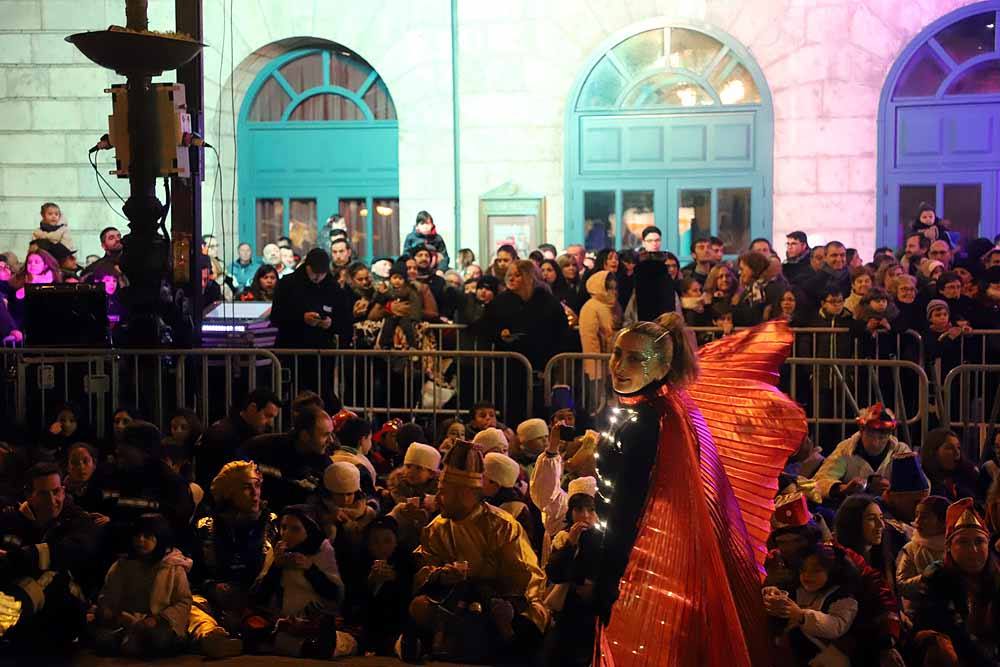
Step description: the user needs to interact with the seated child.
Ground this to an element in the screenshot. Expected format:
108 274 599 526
763 542 859 667
94 513 191 658
385 443 441 550
32 202 75 252
483 452 544 557
895 495 948 614
543 477 600 667
252 505 353 658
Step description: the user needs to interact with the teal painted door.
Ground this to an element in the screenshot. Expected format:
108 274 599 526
238 47 400 261
574 180 667 251
886 172 995 248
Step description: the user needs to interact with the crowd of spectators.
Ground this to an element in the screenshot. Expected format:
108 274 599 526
1 203 1000 664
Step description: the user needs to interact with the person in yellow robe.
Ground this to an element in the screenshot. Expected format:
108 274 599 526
400 439 548 663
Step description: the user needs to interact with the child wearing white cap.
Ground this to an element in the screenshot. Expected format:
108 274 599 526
544 476 600 666
386 443 442 550
484 452 544 559
512 418 549 477
472 427 509 455
308 461 375 559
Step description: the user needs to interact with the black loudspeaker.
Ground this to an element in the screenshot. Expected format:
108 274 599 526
23 284 109 347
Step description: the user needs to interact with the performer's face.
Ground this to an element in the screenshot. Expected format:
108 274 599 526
610 331 669 394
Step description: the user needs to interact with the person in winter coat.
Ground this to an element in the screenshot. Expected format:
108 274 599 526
372 261 422 349
579 270 621 381
384 443 440 550
32 202 76 253
764 542 860 667
253 505 353 659
542 476 601 667
810 404 912 503
910 203 949 245
0 463 100 655
402 211 450 272
896 495 948 615
64 441 108 519
309 462 376 557
270 247 354 349
94 513 192 657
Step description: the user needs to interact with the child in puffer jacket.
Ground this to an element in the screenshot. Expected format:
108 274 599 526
94 513 191 657
402 211 450 272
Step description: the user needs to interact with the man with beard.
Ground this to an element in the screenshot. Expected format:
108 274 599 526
197 388 281 492
242 406 335 510
0 464 100 656
411 244 457 320
81 226 123 278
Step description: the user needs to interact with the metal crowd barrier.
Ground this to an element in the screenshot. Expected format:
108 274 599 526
543 352 929 453
942 363 1000 460
6 348 282 439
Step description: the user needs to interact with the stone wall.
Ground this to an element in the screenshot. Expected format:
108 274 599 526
0 0 982 265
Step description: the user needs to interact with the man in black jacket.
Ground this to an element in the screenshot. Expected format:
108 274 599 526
803 241 851 307
197 388 281 491
271 248 354 348
412 244 458 320
782 231 812 286
0 463 99 654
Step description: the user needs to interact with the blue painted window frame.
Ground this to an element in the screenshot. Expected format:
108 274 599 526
237 47 399 261
564 19 774 256
877 1 1000 247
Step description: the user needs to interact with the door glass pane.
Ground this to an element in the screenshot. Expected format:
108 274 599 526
942 184 982 246
717 188 751 253
621 73 713 108
578 58 626 110
339 199 369 256
372 198 400 257
248 78 291 122
946 59 1000 95
898 185 937 247
488 215 536 260
612 29 664 77
289 94 365 121
677 189 710 257
669 28 722 74
583 191 615 251
279 53 323 92
622 191 655 249
715 64 761 104
935 12 996 65
893 45 948 98
255 198 284 254
288 199 318 256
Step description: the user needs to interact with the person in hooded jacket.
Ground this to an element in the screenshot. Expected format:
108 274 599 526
252 505 350 659
579 270 621 384
910 203 950 246
94 513 192 657
402 211 450 272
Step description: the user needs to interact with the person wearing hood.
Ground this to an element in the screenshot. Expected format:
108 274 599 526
579 269 621 383
94 513 192 657
849 286 902 359
910 203 949 245
253 505 354 659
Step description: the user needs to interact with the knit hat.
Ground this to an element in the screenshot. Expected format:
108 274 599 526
473 427 508 454
516 418 548 443
477 274 500 294
921 259 945 279
888 453 930 493
324 461 361 495
856 403 897 431
944 497 989 544
567 476 597 499
925 298 949 319
373 418 402 445
440 439 484 488
404 443 441 471
771 492 811 529
484 452 520 488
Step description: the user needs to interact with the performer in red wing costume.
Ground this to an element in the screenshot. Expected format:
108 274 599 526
594 316 806 667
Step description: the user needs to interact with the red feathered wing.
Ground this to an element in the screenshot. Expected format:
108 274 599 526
689 319 807 568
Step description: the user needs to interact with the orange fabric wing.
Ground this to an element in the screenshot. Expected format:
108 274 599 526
689 320 807 568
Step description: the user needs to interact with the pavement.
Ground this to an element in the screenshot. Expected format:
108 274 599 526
72 653 472 666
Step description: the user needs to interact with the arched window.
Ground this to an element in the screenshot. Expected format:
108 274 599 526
565 21 773 256
879 2 1000 247
238 46 399 261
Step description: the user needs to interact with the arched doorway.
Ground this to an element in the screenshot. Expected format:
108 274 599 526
878 2 1000 248
565 20 774 257
238 45 399 261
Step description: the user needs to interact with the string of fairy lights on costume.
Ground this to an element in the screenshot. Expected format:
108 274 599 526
593 406 639 530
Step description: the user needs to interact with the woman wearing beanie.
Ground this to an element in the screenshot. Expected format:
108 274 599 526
252 505 355 659
544 477 601 667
